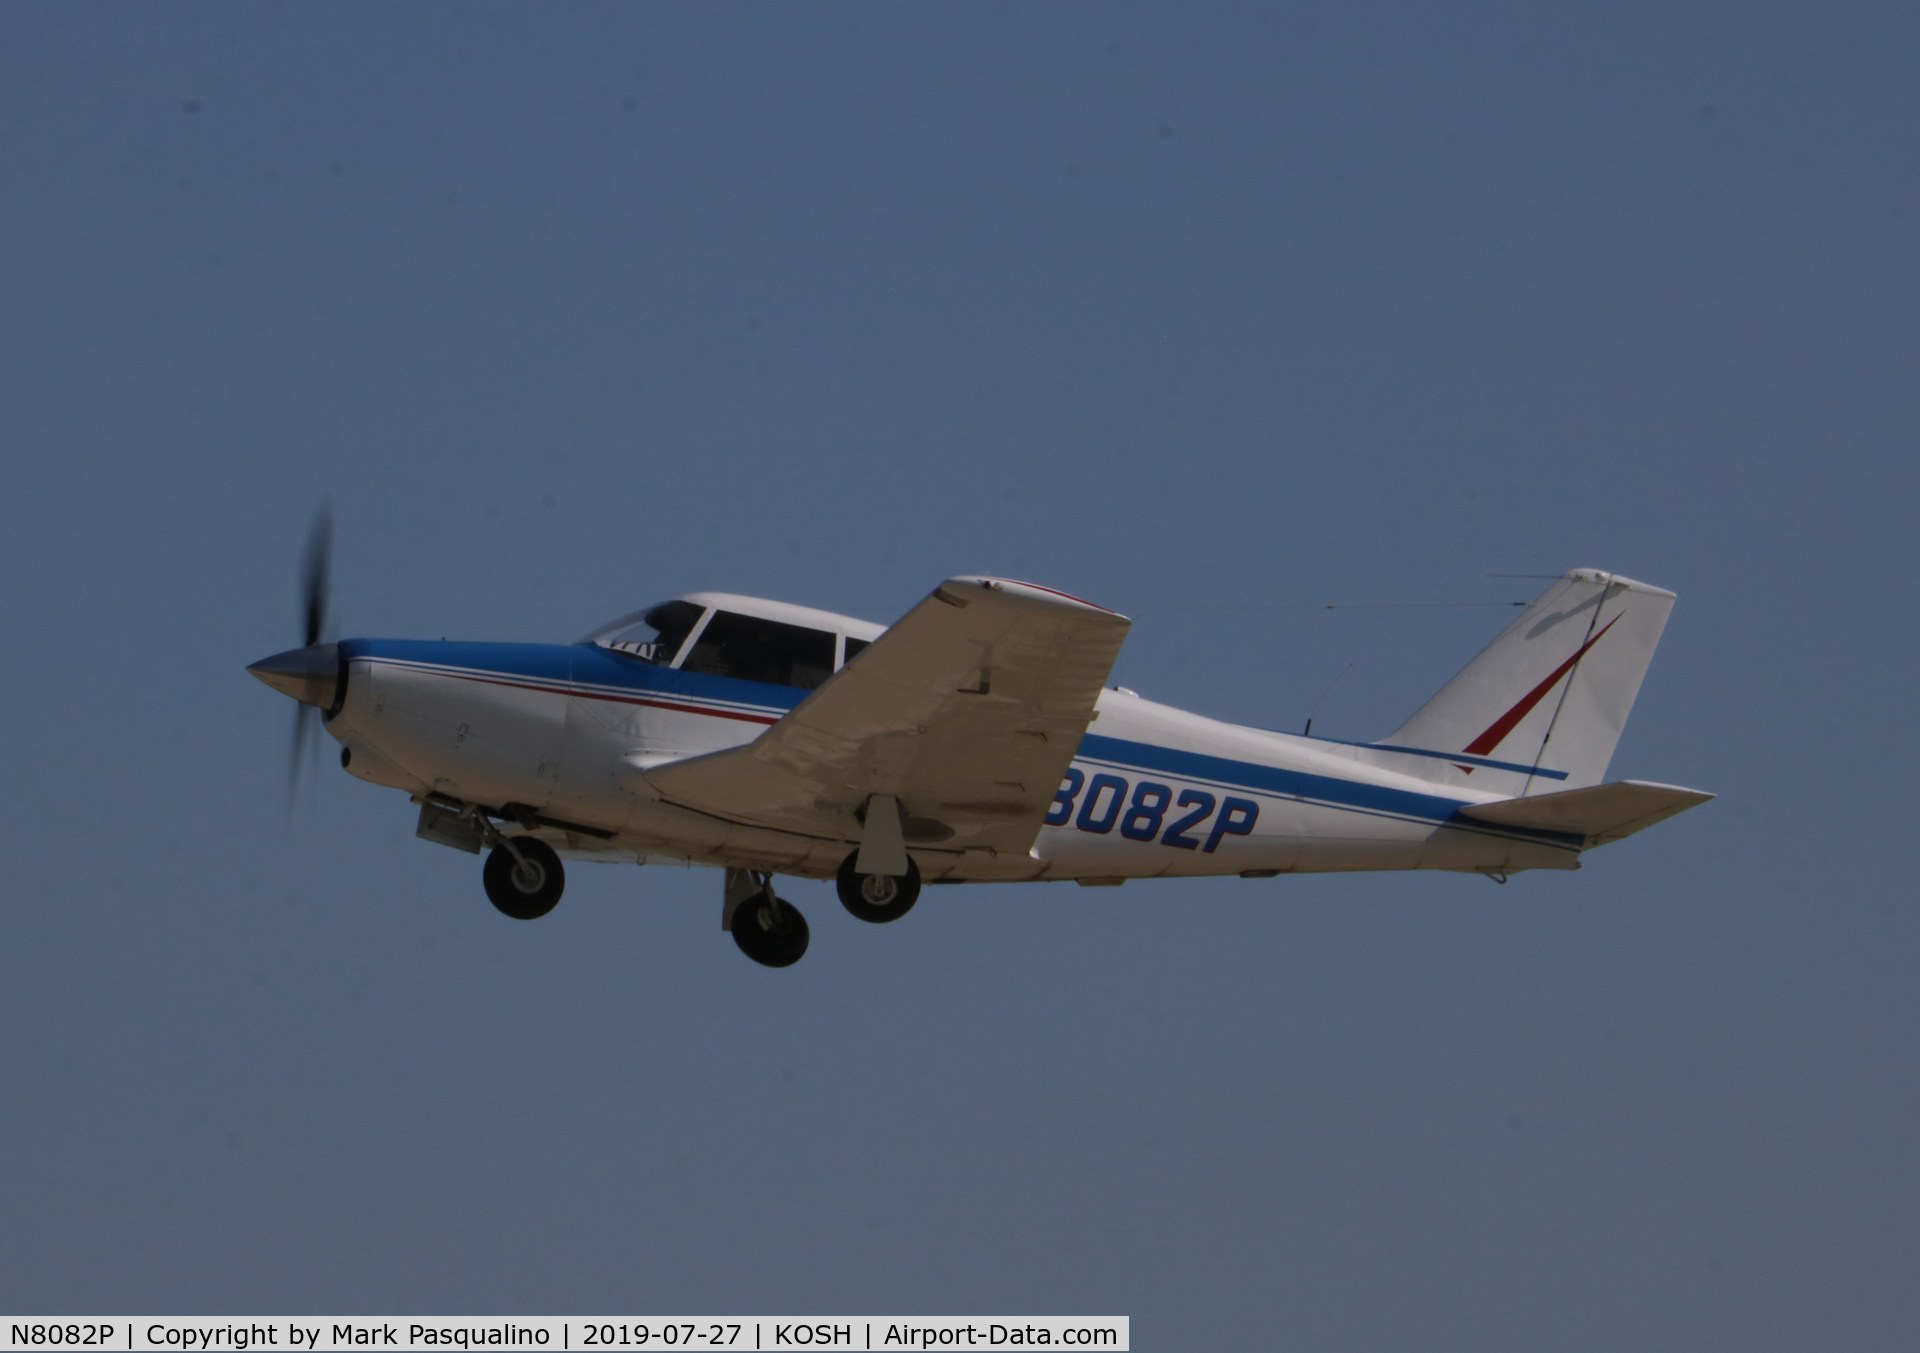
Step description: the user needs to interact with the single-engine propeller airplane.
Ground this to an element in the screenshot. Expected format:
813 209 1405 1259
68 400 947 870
250 516 1710 967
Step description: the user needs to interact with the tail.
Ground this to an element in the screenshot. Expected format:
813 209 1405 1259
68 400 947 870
1377 569 1676 796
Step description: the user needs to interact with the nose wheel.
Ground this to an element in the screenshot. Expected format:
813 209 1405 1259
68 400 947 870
483 837 565 920
731 882 811 968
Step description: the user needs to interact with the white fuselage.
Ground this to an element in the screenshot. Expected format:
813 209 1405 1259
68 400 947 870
323 636 1583 885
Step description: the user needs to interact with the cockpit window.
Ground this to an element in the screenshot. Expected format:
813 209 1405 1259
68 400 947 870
594 600 704 665
682 611 836 690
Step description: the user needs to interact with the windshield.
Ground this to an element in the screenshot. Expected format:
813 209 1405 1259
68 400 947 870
589 600 704 665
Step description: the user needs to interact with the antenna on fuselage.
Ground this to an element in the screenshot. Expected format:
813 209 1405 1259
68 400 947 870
1302 662 1353 738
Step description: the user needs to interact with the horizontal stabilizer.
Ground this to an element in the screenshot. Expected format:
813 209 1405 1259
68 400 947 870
1458 780 1713 847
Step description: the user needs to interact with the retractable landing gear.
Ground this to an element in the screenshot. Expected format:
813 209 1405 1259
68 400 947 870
483 836 566 920
836 851 921 924
731 875 810 968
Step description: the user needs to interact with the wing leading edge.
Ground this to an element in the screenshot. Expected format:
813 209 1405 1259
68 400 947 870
642 577 1131 861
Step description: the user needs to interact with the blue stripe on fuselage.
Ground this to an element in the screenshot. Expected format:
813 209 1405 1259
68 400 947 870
1304 734 1570 781
1074 733 1584 849
565 644 806 711
339 639 807 714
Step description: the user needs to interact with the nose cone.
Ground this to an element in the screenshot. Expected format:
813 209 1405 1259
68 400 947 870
247 642 341 710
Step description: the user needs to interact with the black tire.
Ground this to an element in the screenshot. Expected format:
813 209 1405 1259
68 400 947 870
732 892 810 967
836 851 921 924
483 838 565 920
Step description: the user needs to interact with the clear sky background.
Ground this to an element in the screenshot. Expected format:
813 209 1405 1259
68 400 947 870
3 4 1916 1347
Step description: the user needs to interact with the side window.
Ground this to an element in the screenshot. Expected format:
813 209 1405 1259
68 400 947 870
842 637 870 667
682 613 836 690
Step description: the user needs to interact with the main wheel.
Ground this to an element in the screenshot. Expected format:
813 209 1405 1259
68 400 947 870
836 851 921 924
483 838 565 920
732 892 810 968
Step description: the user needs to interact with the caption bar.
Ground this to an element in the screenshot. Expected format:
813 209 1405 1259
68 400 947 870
3 1319 1127 1352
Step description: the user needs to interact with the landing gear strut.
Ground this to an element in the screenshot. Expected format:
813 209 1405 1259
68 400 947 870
836 851 921 924
730 874 810 968
483 836 565 920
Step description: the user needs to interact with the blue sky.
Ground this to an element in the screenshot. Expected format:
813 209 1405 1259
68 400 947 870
3 4 1916 1346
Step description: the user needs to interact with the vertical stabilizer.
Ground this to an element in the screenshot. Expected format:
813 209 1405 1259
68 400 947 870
1378 570 1676 795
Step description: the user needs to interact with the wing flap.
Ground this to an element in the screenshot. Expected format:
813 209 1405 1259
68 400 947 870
644 577 1130 858
1458 779 1713 847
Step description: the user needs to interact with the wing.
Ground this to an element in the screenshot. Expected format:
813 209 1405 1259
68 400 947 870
642 577 1131 861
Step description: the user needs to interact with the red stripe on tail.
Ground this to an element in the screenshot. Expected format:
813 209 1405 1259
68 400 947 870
1458 613 1622 766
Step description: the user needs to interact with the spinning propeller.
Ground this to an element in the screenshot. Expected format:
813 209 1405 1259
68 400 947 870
247 505 344 801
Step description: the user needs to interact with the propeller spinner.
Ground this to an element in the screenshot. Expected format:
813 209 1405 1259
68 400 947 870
248 507 343 794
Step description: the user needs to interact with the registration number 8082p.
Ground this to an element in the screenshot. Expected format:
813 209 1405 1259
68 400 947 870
1045 769 1259 853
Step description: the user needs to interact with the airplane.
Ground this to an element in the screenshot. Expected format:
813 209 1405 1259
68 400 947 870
249 519 1711 967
